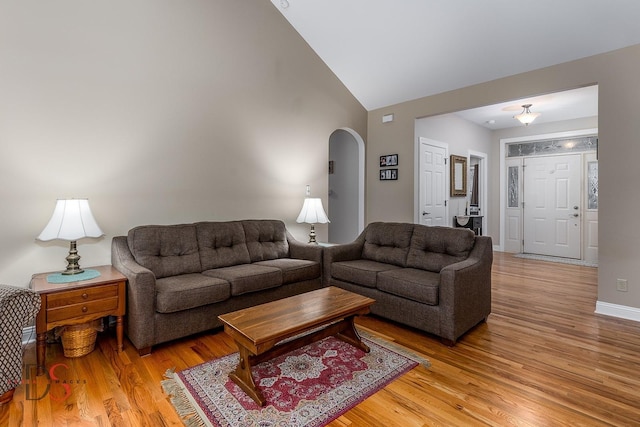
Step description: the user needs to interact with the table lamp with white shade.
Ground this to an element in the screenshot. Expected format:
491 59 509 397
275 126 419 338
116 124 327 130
37 199 104 275
296 186 330 244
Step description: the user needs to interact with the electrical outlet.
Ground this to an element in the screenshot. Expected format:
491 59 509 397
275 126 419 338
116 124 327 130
616 279 628 292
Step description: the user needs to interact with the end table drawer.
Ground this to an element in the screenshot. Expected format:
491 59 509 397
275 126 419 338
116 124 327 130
46 284 120 323
47 284 119 308
47 297 119 323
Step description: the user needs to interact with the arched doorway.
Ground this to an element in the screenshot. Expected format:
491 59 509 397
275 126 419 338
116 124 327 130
328 128 365 243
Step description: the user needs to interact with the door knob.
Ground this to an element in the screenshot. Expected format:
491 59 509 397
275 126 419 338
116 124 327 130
571 213 579 217
422 211 430 216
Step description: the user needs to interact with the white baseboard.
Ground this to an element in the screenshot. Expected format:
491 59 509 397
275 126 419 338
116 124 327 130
22 325 36 345
595 301 640 323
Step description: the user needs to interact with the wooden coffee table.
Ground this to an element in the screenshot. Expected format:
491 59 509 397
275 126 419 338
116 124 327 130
218 286 375 406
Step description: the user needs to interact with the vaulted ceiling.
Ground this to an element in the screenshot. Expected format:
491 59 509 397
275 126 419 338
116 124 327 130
270 1 640 127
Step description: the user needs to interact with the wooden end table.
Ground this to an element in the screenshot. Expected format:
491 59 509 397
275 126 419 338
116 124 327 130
218 286 375 406
30 265 126 376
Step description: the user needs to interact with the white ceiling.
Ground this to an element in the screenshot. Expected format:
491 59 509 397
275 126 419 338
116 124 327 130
270 0 640 127
453 85 598 130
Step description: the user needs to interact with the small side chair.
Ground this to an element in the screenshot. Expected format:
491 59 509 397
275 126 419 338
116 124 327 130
0 284 41 405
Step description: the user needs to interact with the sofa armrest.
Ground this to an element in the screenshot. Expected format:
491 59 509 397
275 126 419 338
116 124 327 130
0 285 40 325
322 241 364 285
438 235 493 342
111 236 157 350
286 231 323 264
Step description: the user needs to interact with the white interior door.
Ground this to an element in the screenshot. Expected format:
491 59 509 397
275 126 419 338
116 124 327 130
418 138 447 226
523 154 581 258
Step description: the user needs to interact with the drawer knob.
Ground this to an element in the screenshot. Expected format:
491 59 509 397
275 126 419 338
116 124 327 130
82 293 88 299
82 306 88 312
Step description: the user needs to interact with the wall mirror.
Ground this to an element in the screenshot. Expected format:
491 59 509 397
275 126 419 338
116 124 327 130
450 155 467 197
469 162 479 213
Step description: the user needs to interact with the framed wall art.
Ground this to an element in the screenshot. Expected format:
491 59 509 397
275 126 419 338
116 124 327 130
380 154 398 167
380 169 398 181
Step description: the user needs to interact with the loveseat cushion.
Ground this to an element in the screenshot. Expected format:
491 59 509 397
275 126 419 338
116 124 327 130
377 268 440 305
203 264 282 296
243 220 289 262
196 221 251 269
407 225 475 272
155 274 230 314
128 224 202 279
254 259 320 284
331 260 402 288
361 222 414 267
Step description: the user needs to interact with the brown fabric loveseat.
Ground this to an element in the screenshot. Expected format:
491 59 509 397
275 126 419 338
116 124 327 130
111 220 322 355
323 222 492 345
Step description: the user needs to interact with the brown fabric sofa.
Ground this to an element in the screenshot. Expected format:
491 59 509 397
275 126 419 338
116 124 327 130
111 220 322 355
323 222 493 345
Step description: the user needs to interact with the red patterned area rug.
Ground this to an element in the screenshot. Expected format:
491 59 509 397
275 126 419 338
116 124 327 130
162 332 429 427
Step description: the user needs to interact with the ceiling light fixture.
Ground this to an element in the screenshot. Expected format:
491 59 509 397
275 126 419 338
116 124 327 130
514 104 541 126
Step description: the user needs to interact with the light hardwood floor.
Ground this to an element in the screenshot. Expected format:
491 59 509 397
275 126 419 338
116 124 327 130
2 252 639 426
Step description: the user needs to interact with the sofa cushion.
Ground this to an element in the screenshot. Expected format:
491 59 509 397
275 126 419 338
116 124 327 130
203 264 282 296
331 260 402 288
407 225 475 272
155 274 230 314
377 268 439 305
128 224 202 279
361 222 414 267
254 259 320 285
196 221 251 269
243 220 289 262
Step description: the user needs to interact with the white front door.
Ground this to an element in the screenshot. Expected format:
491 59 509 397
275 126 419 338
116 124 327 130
523 154 581 258
418 138 447 226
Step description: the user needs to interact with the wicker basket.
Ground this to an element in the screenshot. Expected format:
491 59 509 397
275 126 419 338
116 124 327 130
60 320 100 358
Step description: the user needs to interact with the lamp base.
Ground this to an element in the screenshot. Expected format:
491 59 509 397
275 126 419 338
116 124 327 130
307 224 318 244
62 240 85 275
62 267 85 275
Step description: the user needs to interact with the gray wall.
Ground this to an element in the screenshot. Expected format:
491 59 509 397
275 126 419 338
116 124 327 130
366 44 640 310
0 0 367 286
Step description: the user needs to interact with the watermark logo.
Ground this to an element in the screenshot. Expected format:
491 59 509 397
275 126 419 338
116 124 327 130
3 364 87 401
